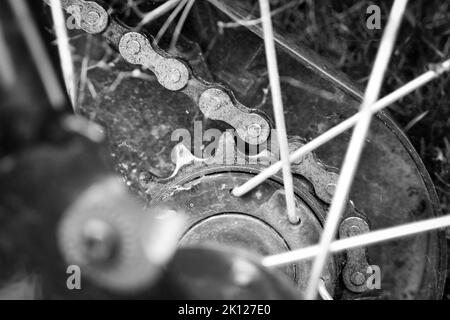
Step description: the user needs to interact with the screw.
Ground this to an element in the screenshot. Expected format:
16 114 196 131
350 272 366 286
85 10 101 25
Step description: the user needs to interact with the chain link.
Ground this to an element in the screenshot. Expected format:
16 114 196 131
46 0 271 145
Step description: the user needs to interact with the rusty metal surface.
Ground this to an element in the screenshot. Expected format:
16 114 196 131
73 1 446 299
158 171 337 295
339 217 372 293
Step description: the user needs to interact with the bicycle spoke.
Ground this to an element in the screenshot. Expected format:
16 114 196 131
169 0 195 50
207 0 364 100
8 0 66 109
137 0 181 29
77 35 92 108
262 213 450 267
49 0 77 107
153 0 189 45
305 0 409 300
232 58 450 197
218 0 303 30
318 279 333 300
258 0 298 224
0 23 16 88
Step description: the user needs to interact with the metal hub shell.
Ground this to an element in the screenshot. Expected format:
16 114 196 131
158 170 337 295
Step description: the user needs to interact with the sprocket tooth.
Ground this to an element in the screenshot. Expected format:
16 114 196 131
288 139 339 204
168 143 205 179
206 131 237 166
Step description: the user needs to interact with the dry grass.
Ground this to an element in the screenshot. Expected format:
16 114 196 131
266 0 450 216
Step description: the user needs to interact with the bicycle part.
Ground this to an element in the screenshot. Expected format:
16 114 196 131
44 0 271 145
58 176 185 293
36 0 447 300
339 217 371 293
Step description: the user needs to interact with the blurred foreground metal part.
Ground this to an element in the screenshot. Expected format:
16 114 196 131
58 176 185 293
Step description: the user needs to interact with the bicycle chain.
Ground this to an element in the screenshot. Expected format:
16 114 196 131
44 0 271 145
44 0 363 207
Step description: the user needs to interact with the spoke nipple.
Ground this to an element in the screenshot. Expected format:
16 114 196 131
288 209 301 225
289 215 301 225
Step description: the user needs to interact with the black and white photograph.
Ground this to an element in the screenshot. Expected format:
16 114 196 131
0 0 449 306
